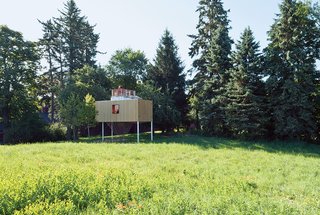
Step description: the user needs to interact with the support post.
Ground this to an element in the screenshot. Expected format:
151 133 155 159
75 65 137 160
111 122 114 143
151 121 153 141
137 121 140 143
102 122 104 142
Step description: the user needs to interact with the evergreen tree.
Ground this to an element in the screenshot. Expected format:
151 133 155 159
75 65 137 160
189 0 232 135
38 19 61 122
136 82 180 133
147 29 187 130
40 0 99 82
225 27 267 139
265 0 320 140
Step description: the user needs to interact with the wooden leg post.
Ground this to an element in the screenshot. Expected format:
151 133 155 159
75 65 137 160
151 120 153 141
111 122 114 143
137 121 140 143
102 122 104 142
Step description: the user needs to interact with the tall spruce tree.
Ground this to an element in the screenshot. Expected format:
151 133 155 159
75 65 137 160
42 0 99 82
225 27 267 139
147 29 187 130
265 0 320 140
189 0 232 135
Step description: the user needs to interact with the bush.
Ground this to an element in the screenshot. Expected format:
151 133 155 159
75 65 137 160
4 112 48 144
44 123 66 142
5 120 66 144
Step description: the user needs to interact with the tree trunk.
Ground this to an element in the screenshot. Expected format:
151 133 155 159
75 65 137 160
48 50 55 123
58 51 65 89
87 126 90 137
75 127 79 141
2 105 10 144
196 108 200 130
50 91 55 122
66 126 72 140
72 127 76 142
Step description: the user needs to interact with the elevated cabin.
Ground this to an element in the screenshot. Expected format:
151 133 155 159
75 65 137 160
95 87 153 142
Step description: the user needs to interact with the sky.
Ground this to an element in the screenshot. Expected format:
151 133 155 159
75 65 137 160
0 0 283 70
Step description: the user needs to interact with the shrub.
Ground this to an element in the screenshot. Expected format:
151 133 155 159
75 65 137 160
44 123 67 142
4 112 48 144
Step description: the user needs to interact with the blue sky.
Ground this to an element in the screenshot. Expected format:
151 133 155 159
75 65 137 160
0 0 282 69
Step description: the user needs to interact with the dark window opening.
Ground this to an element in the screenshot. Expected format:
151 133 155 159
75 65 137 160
112 104 120 114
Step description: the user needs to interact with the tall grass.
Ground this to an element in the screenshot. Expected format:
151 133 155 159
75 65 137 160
0 135 319 214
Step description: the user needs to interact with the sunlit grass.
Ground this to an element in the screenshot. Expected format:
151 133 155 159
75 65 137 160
0 135 319 214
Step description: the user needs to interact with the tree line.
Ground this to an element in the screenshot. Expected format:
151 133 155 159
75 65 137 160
189 0 320 142
0 0 319 144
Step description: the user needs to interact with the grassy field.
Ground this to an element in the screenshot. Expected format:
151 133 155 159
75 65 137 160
0 135 320 214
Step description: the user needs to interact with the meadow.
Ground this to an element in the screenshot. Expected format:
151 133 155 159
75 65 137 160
0 135 320 214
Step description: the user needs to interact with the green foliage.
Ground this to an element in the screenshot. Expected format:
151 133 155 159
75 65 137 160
106 48 148 90
264 0 320 141
147 29 188 130
0 136 320 214
137 83 180 133
44 123 67 142
40 0 97 85
59 91 97 141
0 25 40 144
225 27 268 139
74 65 111 101
58 65 108 140
38 19 62 122
79 94 97 137
189 0 232 136
56 0 99 75
38 0 100 123
4 109 46 144
59 93 83 141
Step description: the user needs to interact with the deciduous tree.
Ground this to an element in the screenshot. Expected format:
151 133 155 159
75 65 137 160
106 48 148 90
0 25 39 143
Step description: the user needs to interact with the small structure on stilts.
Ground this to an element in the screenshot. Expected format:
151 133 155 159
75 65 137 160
95 86 153 143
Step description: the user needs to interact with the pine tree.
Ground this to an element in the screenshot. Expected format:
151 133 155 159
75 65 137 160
189 0 232 135
225 27 267 139
265 0 320 140
147 29 187 130
53 0 99 80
